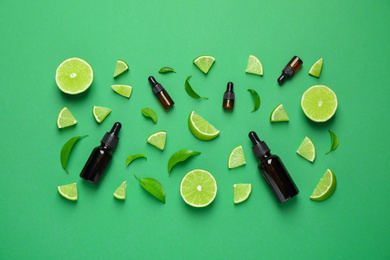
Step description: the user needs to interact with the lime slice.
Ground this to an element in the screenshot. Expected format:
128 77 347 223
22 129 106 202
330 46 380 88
188 111 220 141
111 85 132 98
233 184 252 204
310 169 336 201
228 145 246 169
113 59 129 78
270 104 289 122
301 85 338 122
245 55 263 76
93 106 112 123
57 107 77 129
193 55 215 74
113 181 127 200
57 183 77 201
55 57 93 95
309 58 323 78
296 136 316 162
180 169 217 207
147 131 166 150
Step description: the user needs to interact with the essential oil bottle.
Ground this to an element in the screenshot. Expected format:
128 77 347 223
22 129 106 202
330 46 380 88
277 56 303 85
148 76 174 110
249 131 299 203
80 122 122 185
222 82 235 111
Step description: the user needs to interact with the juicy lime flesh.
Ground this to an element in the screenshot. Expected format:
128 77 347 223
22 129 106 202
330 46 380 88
57 107 77 128
234 184 252 204
228 146 246 169
93 106 111 123
309 58 323 78
111 85 132 98
193 56 215 74
188 111 220 140
271 104 289 122
180 169 217 207
301 85 337 122
57 183 77 201
147 131 166 150
246 55 263 75
297 137 316 162
310 169 336 201
56 58 93 94
113 60 129 77
113 181 127 200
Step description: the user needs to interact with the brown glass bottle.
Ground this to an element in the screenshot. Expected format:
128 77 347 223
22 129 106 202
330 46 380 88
148 76 174 110
277 56 303 85
249 131 299 203
222 82 235 110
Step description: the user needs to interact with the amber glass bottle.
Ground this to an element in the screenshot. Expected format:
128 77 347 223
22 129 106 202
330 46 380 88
148 76 174 110
222 82 235 110
277 56 303 85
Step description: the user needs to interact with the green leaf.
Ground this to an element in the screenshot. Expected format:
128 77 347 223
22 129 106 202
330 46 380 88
158 67 176 73
247 89 260 112
141 108 158 124
185 76 208 99
126 154 147 166
134 174 166 203
60 135 88 174
167 149 201 176
325 130 339 154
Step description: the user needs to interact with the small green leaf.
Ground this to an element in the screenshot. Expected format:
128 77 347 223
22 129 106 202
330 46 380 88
167 149 201 176
141 108 158 124
158 67 176 73
325 130 339 154
185 76 208 99
126 154 147 166
60 135 88 174
247 89 260 112
134 174 166 203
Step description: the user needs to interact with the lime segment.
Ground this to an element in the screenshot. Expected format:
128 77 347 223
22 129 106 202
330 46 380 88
111 85 132 98
188 111 220 140
57 107 77 129
93 106 112 123
233 184 252 204
193 55 215 74
113 59 129 78
270 104 289 122
228 145 246 169
301 85 338 122
310 169 336 201
147 131 166 150
55 57 93 95
180 169 217 207
296 136 316 162
245 55 263 76
113 181 127 200
57 183 77 201
309 58 323 78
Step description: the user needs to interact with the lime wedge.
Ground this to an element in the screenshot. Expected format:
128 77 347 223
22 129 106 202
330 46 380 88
111 85 132 98
147 131 166 150
309 58 323 78
93 106 111 123
57 183 77 201
193 55 215 74
233 184 252 204
113 181 127 200
188 111 220 141
301 85 338 122
245 55 263 76
180 169 217 207
310 169 336 201
270 104 289 122
57 107 77 129
296 136 316 162
55 57 93 95
113 59 129 78
228 145 246 169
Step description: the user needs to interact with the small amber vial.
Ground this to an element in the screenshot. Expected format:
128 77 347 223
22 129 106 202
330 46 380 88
222 82 235 111
277 56 303 85
148 76 175 111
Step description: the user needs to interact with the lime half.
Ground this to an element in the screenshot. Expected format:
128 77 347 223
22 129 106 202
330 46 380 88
270 104 289 122
57 107 77 129
113 59 129 78
301 85 338 122
57 183 77 201
309 58 323 78
297 136 316 162
55 57 93 95
228 145 246 169
245 55 263 76
113 181 127 200
188 111 220 141
180 169 217 207
93 106 112 123
111 85 132 98
147 131 166 150
310 169 336 201
233 184 252 204
193 55 215 74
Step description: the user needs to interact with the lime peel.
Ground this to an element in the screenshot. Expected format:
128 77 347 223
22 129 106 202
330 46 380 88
296 136 316 162
245 55 263 76
57 183 78 201
310 169 337 201
233 184 252 204
193 55 215 74
228 145 246 169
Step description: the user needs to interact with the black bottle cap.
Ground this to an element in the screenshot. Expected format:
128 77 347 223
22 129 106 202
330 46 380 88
101 122 121 149
249 131 270 159
223 82 235 100
278 66 295 84
148 76 164 94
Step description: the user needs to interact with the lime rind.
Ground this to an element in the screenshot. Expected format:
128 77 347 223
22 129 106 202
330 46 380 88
113 59 129 78
93 106 112 123
188 111 220 140
310 169 336 201
233 184 252 204
228 145 246 169
147 131 167 150
113 181 127 200
301 85 338 122
111 85 132 98
57 107 77 129
245 55 263 76
309 58 323 78
270 104 289 122
296 137 316 162
193 55 215 74
57 183 78 201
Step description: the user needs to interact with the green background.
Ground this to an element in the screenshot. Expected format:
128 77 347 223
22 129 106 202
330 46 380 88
1 0 389 259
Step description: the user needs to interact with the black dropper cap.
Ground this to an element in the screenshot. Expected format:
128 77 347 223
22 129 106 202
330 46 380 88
148 76 164 94
249 131 270 159
101 122 121 149
223 82 235 99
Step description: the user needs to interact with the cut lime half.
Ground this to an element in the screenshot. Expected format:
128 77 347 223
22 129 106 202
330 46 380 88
233 184 252 204
309 58 323 78
193 55 215 74
245 55 263 76
93 106 112 123
310 169 336 201
147 131 166 150
57 183 78 201
270 104 289 122
113 181 127 200
297 136 316 162
188 111 220 141
57 107 77 129
228 145 246 169
113 59 129 78
301 85 338 122
111 85 132 98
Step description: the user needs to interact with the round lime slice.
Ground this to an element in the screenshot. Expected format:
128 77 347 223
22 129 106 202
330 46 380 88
188 111 220 141
111 85 132 98
270 104 289 122
228 145 246 169
296 136 316 162
113 181 127 200
57 107 77 129
310 169 336 201
180 169 217 207
57 183 77 201
233 184 252 204
309 58 323 78
301 85 338 122
193 55 215 74
147 131 167 150
93 106 112 123
55 57 93 95
245 55 263 76
113 59 129 78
